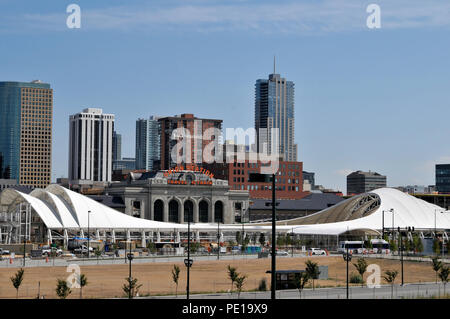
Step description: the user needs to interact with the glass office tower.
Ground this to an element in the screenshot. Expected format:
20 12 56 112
135 116 160 171
0 81 53 187
255 72 297 161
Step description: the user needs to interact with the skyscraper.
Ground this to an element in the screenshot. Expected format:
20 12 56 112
112 131 122 161
135 116 161 171
0 81 53 188
68 108 114 183
255 61 297 161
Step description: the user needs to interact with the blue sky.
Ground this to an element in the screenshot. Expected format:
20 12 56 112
1 0 449 193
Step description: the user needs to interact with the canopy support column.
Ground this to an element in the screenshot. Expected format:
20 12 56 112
141 230 146 248
96 229 100 240
196 230 200 242
157 231 161 242
176 231 180 243
63 229 68 249
47 229 52 245
112 230 116 243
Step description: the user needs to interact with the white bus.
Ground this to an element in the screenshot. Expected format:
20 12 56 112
338 241 367 254
370 239 390 254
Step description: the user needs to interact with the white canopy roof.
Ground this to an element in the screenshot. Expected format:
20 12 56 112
289 188 450 235
1 186 449 235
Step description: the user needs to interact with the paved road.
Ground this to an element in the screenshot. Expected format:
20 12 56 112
148 282 449 299
0 253 332 268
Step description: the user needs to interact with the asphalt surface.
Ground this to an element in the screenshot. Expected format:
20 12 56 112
147 282 449 299
0 253 327 268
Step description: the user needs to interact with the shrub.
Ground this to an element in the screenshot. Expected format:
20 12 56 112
350 272 363 284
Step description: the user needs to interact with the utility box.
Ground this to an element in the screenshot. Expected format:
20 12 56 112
318 266 328 280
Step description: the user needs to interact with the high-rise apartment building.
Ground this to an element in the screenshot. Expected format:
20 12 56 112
347 170 387 195
135 116 160 171
158 114 222 170
68 108 114 183
112 131 122 161
255 64 297 161
0 81 53 188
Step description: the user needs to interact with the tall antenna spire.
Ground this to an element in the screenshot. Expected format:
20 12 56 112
273 55 276 74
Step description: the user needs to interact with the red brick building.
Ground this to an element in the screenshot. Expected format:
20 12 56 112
207 159 309 200
158 114 222 170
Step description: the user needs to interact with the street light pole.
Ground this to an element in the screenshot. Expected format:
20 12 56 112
87 210 91 259
217 219 220 260
187 212 191 300
271 173 276 300
128 241 132 299
400 229 404 285
346 244 349 299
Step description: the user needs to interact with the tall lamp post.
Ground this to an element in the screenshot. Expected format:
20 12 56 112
397 226 414 286
87 210 91 259
441 210 450 258
185 207 193 300
249 172 277 300
271 173 276 300
217 219 220 260
382 208 394 239
127 241 134 299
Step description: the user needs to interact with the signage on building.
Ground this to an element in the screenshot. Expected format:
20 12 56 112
164 165 214 185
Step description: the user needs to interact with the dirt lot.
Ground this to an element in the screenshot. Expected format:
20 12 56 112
0 256 439 299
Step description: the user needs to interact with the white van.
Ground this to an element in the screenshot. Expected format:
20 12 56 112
338 241 366 254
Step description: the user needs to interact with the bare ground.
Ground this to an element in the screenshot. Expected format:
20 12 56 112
0 256 438 299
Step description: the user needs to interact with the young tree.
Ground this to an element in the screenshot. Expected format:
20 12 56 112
10 268 25 299
412 234 423 254
353 258 368 287
227 265 239 294
439 266 449 295
383 270 398 299
56 279 72 299
433 239 441 255
389 239 397 253
432 257 443 284
79 274 88 299
294 272 309 299
95 250 102 264
147 242 156 254
305 260 320 290
235 274 247 299
122 277 143 299
171 264 180 297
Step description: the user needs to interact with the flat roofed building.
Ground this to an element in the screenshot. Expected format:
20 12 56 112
0 81 53 188
436 164 450 194
69 108 115 183
135 116 160 171
347 170 386 196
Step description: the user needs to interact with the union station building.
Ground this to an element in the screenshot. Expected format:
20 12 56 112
106 167 250 224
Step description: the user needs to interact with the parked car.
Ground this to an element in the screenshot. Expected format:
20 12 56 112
0 248 10 255
269 250 289 256
309 248 326 255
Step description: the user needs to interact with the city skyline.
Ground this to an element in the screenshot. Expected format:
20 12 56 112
1 1 449 193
